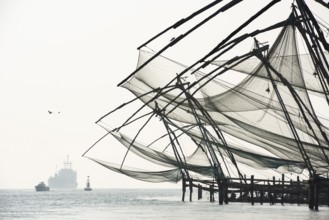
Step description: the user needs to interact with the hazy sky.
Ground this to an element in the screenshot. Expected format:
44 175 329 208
1 0 328 189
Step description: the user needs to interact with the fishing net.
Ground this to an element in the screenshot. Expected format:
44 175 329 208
119 18 329 177
86 4 329 183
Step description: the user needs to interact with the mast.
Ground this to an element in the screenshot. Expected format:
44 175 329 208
64 155 72 169
86 176 90 188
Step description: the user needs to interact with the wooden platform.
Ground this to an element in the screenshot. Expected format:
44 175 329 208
181 174 329 210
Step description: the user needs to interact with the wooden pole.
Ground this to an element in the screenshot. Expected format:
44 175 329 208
198 184 202 200
314 176 319 211
240 178 243 201
314 183 319 210
189 178 193 202
268 180 272 205
327 188 329 207
281 174 284 205
289 179 293 203
272 176 276 205
309 178 315 210
251 175 254 205
219 179 224 205
297 176 300 206
210 184 214 203
260 183 264 205
224 184 229 204
182 177 186 202
327 187 329 207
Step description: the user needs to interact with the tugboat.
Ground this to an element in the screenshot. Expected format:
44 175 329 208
35 181 50 192
84 176 92 191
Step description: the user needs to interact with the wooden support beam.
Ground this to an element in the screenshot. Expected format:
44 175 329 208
251 175 254 205
182 178 186 202
314 182 319 211
224 184 229 204
281 174 284 205
289 179 293 203
197 184 202 200
219 179 224 205
314 175 320 211
189 178 193 202
179 176 329 208
240 178 243 201
260 182 264 205
327 189 329 207
210 184 214 203
309 178 315 210
297 176 300 206
272 176 276 205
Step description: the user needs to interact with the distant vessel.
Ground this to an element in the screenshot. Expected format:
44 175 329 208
84 176 92 191
35 181 49 192
48 156 78 189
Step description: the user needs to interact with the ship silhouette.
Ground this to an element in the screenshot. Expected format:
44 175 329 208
48 156 78 189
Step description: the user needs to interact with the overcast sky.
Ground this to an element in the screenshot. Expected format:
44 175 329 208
1 0 328 189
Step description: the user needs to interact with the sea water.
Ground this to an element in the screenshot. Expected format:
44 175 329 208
1 188 329 220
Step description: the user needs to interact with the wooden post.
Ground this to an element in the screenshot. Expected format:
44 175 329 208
268 180 272 205
281 174 284 205
314 183 319 211
218 179 224 205
198 184 202 200
189 178 193 202
182 177 186 202
210 184 214 203
260 183 264 205
297 176 300 206
251 175 254 205
327 188 329 207
289 179 292 204
272 176 276 205
224 184 229 204
309 178 315 210
314 176 319 211
240 178 243 201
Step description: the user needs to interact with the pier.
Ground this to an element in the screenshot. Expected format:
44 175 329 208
181 174 329 210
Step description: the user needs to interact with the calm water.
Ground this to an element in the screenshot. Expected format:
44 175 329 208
1 188 329 220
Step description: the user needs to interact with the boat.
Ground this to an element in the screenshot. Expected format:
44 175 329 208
48 156 78 189
35 181 49 192
84 176 92 191
82 0 329 209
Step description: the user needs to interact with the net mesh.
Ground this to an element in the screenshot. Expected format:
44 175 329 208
87 9 329 183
